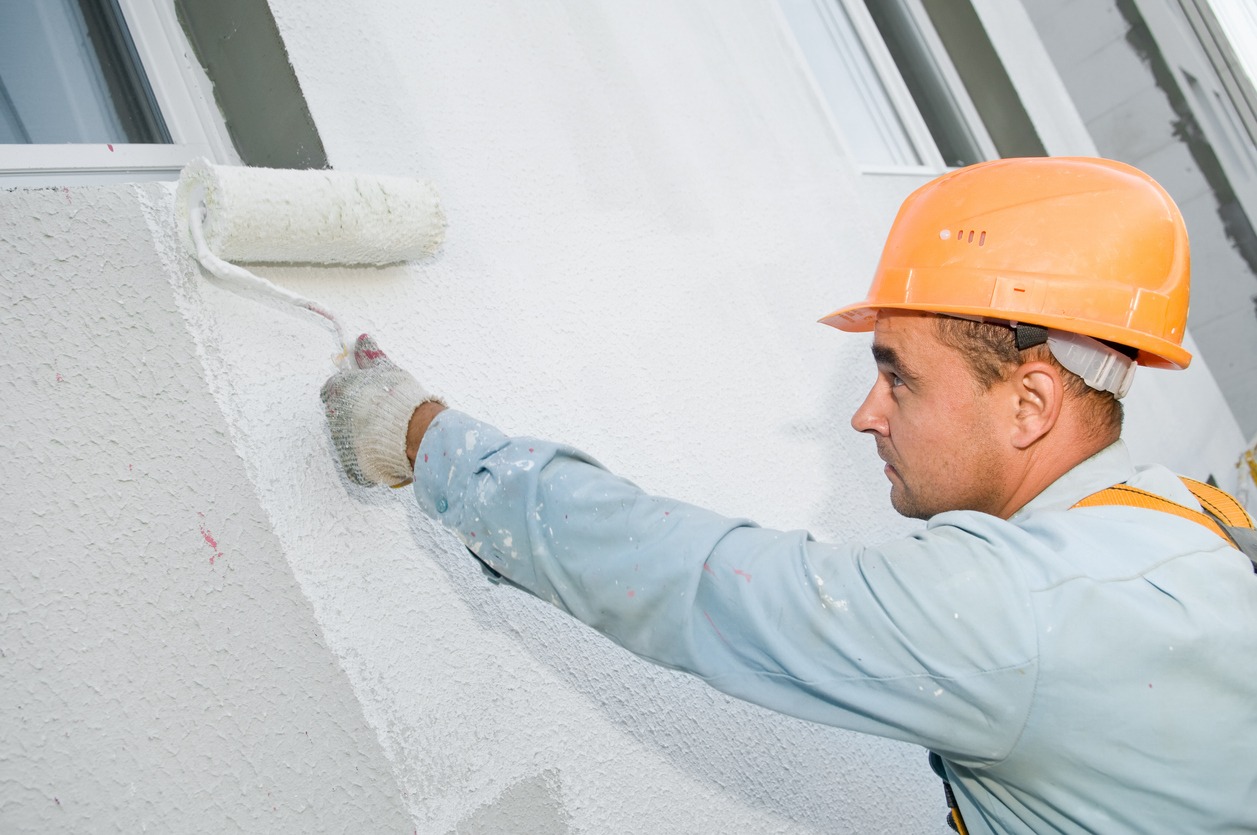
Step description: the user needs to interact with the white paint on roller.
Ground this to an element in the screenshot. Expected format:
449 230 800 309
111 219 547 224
175 157 445 265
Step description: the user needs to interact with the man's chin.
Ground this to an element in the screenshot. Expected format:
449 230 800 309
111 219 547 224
889 487 930 521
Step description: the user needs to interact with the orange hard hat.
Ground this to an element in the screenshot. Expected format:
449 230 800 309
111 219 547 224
821 157 1192 369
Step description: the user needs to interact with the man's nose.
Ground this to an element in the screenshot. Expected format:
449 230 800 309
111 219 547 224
851 383 888 436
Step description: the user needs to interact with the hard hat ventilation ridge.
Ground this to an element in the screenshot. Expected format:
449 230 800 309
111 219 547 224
939 228 987 246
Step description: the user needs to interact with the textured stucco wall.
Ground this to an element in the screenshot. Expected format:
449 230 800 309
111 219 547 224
225 2 1240 832
2 1 1249 833
177 2 956 830
0 185 412 832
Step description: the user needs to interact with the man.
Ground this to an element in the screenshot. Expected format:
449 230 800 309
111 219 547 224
321 157 1257 833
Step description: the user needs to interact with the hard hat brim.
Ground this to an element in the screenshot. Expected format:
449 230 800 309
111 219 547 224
818 301 1193 370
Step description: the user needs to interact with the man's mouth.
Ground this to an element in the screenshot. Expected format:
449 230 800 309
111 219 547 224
877 449 901 483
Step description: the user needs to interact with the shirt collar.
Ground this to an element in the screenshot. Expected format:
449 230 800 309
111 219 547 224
1010 439 1135 520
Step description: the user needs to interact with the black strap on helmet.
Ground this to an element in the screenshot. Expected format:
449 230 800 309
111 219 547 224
1014 323 1049 350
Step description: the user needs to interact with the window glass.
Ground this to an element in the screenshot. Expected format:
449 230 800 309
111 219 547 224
907 0 1044 160
0 0 169 144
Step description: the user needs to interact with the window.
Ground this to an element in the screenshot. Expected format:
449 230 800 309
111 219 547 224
1131 0 1257 255
777 0 1047 172
0 1 168 144
1181 0 1257 152
0 0 236 186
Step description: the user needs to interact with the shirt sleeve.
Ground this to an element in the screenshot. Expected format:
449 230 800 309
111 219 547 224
413 410 1039 765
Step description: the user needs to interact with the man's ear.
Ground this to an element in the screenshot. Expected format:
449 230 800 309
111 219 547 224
1008 360 1063 449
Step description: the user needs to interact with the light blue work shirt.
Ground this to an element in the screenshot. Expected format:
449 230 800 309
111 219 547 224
414 410 1257 834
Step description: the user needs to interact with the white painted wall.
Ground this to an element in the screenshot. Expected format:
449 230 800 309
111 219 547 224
2 1 1248 833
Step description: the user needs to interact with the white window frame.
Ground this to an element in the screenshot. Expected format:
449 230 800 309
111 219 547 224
0 0 238 187
776 0 1096 175
776 0 996 174
965 0 1098 157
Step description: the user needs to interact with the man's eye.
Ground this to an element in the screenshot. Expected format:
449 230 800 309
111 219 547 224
889 374 905 388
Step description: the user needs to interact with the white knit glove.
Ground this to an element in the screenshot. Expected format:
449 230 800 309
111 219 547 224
320 334 440 487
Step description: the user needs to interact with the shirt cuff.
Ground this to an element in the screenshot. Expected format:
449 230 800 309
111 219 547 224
411 409 511 524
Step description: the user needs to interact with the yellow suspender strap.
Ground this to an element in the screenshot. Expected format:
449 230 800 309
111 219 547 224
1072 483 1231 543
1071 478 1256 556
1180 477 1256 528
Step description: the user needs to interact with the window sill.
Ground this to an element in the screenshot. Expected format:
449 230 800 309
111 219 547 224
0 144 211 186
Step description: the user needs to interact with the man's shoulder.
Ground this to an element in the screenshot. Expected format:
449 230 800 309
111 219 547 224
921 493 1232 593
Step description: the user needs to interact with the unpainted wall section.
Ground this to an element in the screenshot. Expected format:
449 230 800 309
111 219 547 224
0 185 411 832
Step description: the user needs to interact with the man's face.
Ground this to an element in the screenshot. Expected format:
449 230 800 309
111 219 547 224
850 311 1012 519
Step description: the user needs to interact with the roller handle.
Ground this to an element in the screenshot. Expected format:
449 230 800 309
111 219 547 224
184 184 354 369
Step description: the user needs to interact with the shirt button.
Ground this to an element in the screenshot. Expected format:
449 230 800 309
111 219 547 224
436 497 449 513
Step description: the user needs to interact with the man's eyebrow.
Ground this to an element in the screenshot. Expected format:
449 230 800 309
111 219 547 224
871 343 916 380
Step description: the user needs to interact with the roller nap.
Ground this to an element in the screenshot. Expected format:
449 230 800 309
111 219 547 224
177 158 445 265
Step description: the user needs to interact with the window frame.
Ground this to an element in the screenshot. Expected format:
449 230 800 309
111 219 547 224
776 0 997 174
776 0 1095 175
0 0 238 187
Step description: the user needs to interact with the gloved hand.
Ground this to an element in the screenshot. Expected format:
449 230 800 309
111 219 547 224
320 334 441 487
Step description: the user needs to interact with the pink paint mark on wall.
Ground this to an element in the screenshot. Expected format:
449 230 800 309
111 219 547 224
198 512 224 565
627 589 636 598
55 372 64 382
734 569 752 583
702 563 716 576
107 144 114 152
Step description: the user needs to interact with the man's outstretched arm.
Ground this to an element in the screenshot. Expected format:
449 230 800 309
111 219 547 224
321 334 1034 762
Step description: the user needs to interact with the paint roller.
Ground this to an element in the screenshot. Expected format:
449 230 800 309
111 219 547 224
177 157 445 367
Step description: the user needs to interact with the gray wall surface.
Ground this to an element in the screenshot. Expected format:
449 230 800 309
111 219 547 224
0 184 410 833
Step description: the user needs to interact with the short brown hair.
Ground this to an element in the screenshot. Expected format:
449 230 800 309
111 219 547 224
932 315 1123 438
